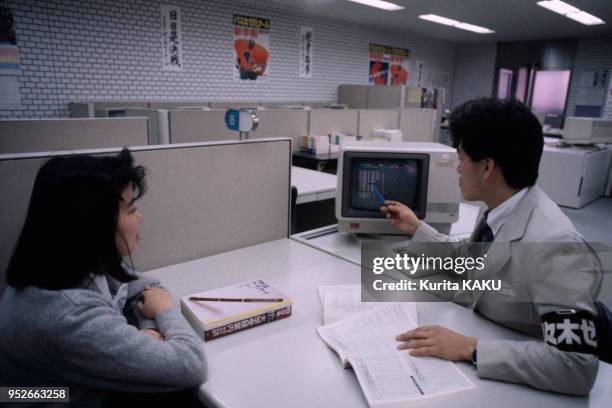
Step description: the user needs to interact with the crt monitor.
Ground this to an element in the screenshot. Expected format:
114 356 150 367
336 142 461 235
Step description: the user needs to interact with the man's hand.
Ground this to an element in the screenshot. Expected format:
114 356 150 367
138 286 175 320
396 325 477 361
380 200 421 235
141 328 164 341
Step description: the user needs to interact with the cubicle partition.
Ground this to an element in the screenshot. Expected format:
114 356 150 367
168 110 238 144
0 118 150 154
398 108 437 142
69 102 149 118
0 138 292 294
308 109 358 136
357 109 400 138
249 109 308 152
125 108 167 145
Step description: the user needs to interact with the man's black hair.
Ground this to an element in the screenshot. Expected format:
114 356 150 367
7 148 146 290
450 97 544 189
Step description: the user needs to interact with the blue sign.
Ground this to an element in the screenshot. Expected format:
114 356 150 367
225 109 240 131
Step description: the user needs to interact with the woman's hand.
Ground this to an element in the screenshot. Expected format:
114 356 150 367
396 325 477 361
138 286 175 319
380 200 421 235
140 328 164 341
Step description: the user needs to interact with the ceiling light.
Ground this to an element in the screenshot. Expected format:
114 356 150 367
418 14 495 34
345 0 404 12
419 14 457 26
564 10 605 25
454 22 495 34
537 1 605 26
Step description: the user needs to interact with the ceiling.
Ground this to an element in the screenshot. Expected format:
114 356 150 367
240 0 612 43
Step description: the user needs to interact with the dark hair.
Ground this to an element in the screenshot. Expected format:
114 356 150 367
450 97 543 189
7 148 147 290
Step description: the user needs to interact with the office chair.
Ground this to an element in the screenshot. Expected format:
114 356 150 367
290 185 298 235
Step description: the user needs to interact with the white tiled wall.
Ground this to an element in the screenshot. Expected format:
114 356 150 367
450 42 497 108
567 37 612 119
1 0 457 118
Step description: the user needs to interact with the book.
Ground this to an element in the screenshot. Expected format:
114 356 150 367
180 279 293 341
317 303 476 407
317 284 416 325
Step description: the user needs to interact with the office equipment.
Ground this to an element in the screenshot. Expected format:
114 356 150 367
538 144 612 208
0 118 149 154
318 303 476 407
371 128 402 142
336 142 461 234
562 117 612 144
357 109 400 138
181 279 292 341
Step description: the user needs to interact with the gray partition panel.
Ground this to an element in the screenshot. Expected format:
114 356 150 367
357 109 400 137
69 103 94 118
148 102 211 109
0 138 291 294
338 85 368 109
367 86 402 109
169 110 238 143
126 108 161 145
250 110 308 152
398 109 436 142
308 109 358 136
0 118 149 154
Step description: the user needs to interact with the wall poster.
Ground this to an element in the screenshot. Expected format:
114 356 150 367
299 26 312 78
233 14 270 81
368 43 409 86
160 4 184 71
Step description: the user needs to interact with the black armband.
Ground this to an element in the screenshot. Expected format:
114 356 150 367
540 309 598 355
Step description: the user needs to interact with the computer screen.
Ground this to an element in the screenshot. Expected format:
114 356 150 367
341 151 429 220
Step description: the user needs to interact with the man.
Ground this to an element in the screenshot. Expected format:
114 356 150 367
234 38 269 80
381 98 602 395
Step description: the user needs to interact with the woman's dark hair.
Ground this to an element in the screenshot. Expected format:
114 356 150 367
7 148 147 290
450 97 544 189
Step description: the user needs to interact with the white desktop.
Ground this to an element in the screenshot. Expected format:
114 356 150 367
336 142 461 235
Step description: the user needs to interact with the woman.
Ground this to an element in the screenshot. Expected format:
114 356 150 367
0 149 206 406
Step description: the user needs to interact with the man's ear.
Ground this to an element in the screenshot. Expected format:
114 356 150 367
482 158 496 180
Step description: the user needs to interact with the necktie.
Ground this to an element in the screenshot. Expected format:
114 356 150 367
474 212 494 244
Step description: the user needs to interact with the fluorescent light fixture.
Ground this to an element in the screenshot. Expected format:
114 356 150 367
419 14 457 26
345 0 404 11
537 1 605 26
537 0 579 15
565 10 605 25
455 22 495 34
419 14 495 34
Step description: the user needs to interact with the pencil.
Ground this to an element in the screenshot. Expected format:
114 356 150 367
373 187 386 205
189 297 284 303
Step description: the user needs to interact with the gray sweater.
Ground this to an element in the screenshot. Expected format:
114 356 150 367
0 271 207 407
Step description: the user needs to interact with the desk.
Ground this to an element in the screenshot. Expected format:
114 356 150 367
291 166 337 233
291 166 336 204
292 151 338 173
147 238 609 408
291 202 482 266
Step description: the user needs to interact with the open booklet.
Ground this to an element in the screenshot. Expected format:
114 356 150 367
318 284 416 325
317 303 476 407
